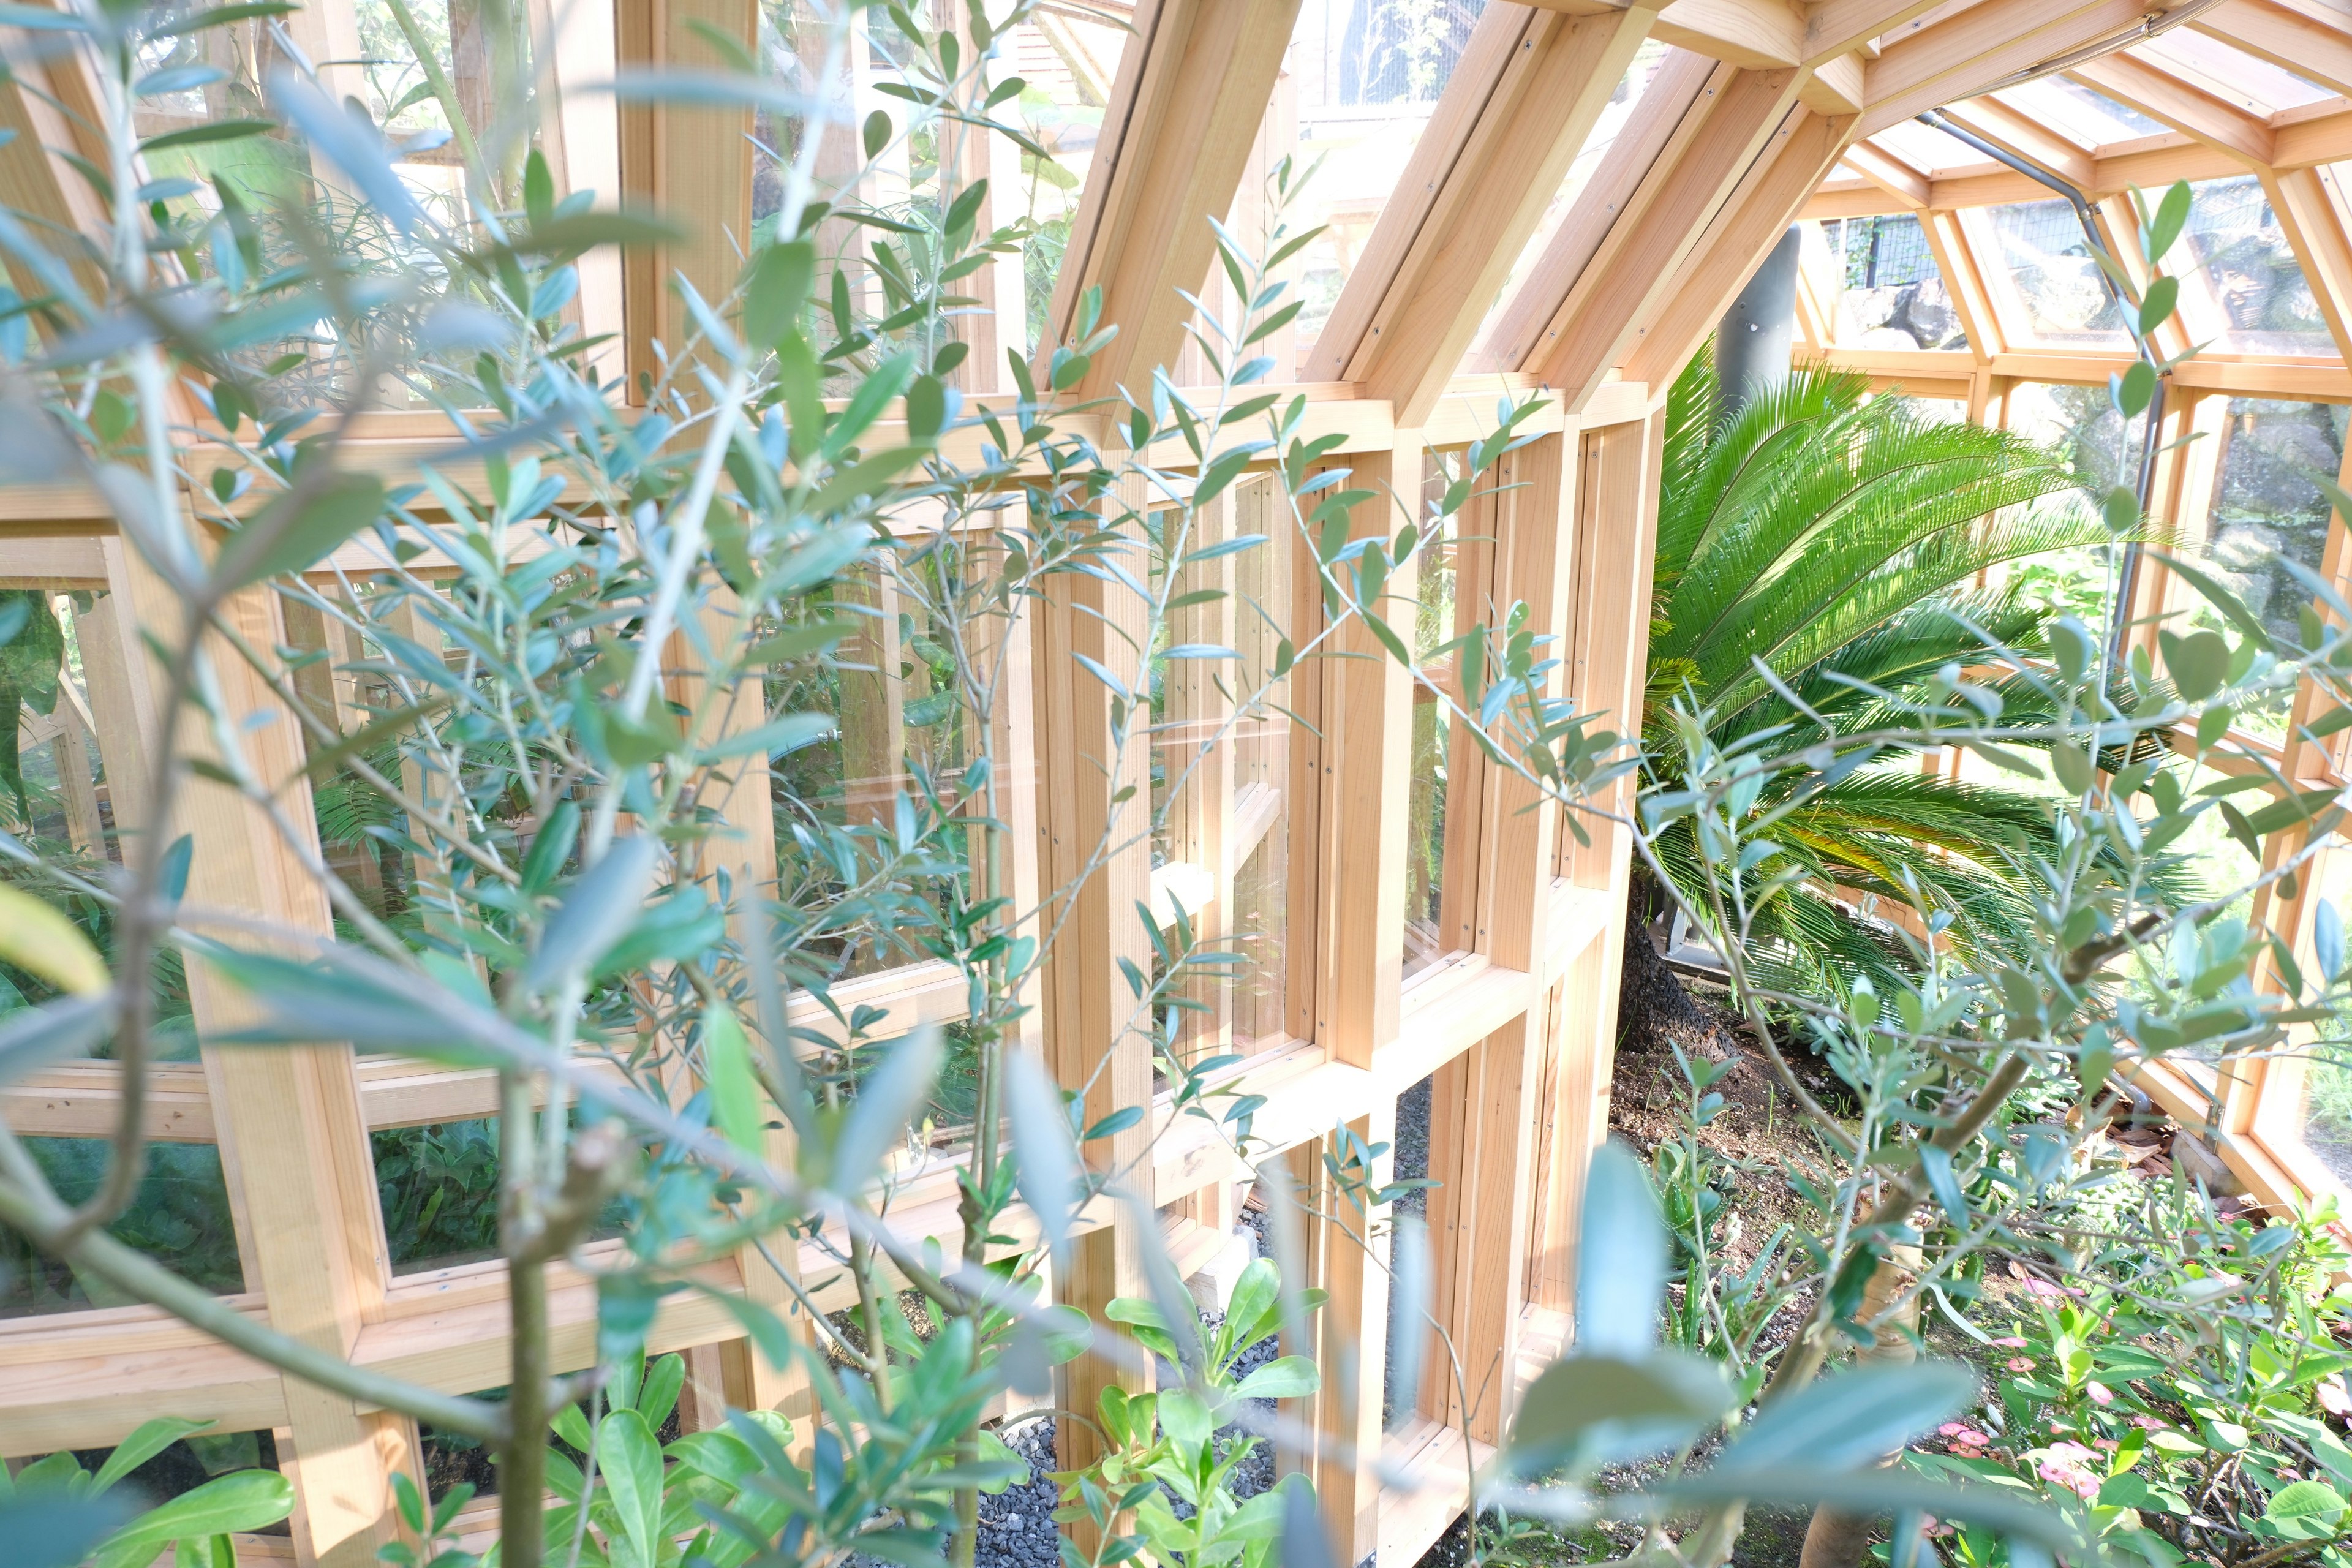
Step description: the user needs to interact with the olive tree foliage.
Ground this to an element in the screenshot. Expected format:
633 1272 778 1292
1362 183 2352 1567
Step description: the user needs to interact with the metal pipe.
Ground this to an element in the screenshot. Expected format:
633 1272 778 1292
1918 107 2165 669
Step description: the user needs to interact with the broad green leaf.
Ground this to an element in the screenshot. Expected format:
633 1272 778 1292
1231 1355 1319 1401
92 1471 294 1568
597 1408 666 1568
742 241 815 350
2263 1480 2346 1540
2146 181 2192 263
2158 628 2228 701
0 886 106 995
92 1417 214 1494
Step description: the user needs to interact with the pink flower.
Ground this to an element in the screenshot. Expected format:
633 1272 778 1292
1990 1337 2029 1348
2036 1441 2103 1502
1948 1428 1991 1449
2024 1277 2065 1298
2087 1381 2114 1406
1939 1423 1966 1436
2008 1357 2035 1372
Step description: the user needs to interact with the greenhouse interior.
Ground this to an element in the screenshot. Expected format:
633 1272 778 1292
13 0 2352 1562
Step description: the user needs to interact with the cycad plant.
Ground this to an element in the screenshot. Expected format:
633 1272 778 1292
1638 350 2116 999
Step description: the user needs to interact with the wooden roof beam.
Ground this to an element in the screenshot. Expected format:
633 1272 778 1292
1468 47 1720 374
1624 106 1860 385
1528 0 1815 67
1037 0 1305 397
1843 140 1930 205
1861 0 2152 133
1310 1 1662 423
1507 62 1811 406
1802 0 1967 64
2065 53 2275 166
2194 0 2352 102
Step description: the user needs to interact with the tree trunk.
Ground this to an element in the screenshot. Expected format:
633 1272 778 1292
1796 1245 1924 1568
1618 870 1740 1059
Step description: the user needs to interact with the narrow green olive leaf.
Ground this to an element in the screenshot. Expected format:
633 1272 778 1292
1714 1360 1977 1475
0 995 112 1085
1005 1046 1079 1262
2146 179 2192 264
524 835 662 995
212 472 386 591
698 710 835 761
829 1023 942 1195
0 884 107 995
742 240 815 350
1917 1143 1967 1223
1578 1140 1668 1355
2138 274 2179 337
701 1001 764 1155
0 1497 129 1568
1657 1469 2079 1556
1507 1349 1731 1472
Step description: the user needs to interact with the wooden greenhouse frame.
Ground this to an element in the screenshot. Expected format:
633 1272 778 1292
10 0 2352 1559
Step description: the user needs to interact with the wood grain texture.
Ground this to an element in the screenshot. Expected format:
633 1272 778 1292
1037 0 1308 394
1314 4 1663 424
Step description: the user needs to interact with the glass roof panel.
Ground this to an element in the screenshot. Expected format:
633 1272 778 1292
1284 0 1493 366
1983 197 2132 345
2174 175 2336 355
2129 31 2335 115
1869 117 1987 175
1992 78 2164 146
1461 39 1669 364
1813 214 1969 351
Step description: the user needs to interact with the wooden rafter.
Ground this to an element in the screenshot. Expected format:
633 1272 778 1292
1035 0 1303 395
1308 1 1663 424
2198 1 2352 101
1844 139 1931 205
2066 53 2277 165
1493 62 1809 407
1937 96 2098 186
1861 0 2156 132
1624 105 1859 384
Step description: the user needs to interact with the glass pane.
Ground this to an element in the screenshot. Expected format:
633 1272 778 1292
375 1118 507 1272
768 551 977 979
2177 175 2334 357
2196 400 2348 737
2293 1054 2352 1188
3 1139 243 1316
2000 380 2149 499
1992 78 2164 148
375 1115 630 1274
1403 474 1456 982
1286 0 1492 368
1148 478 1295 1061
2132 31 2335 115
1983 199 2132 346
1816 213 1968 350
1230 475 1293 1053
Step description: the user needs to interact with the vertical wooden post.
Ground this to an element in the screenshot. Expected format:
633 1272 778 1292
1311 1101 1393 1566
1533 410 1662 1316
837 564 907 829
617 0 758 388
49 673 106 857
73 543 161 846
1036 469 1156 1480
662 590 817 1431
108 547 405 1567
1419 431 1572 1438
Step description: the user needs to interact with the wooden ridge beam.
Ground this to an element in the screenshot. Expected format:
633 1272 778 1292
1502 62 1807 407
1036 0 1304 396
2065 53 2275 167
1861 0 2149 134
1311 1 1663 423
1801 0 1962 63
